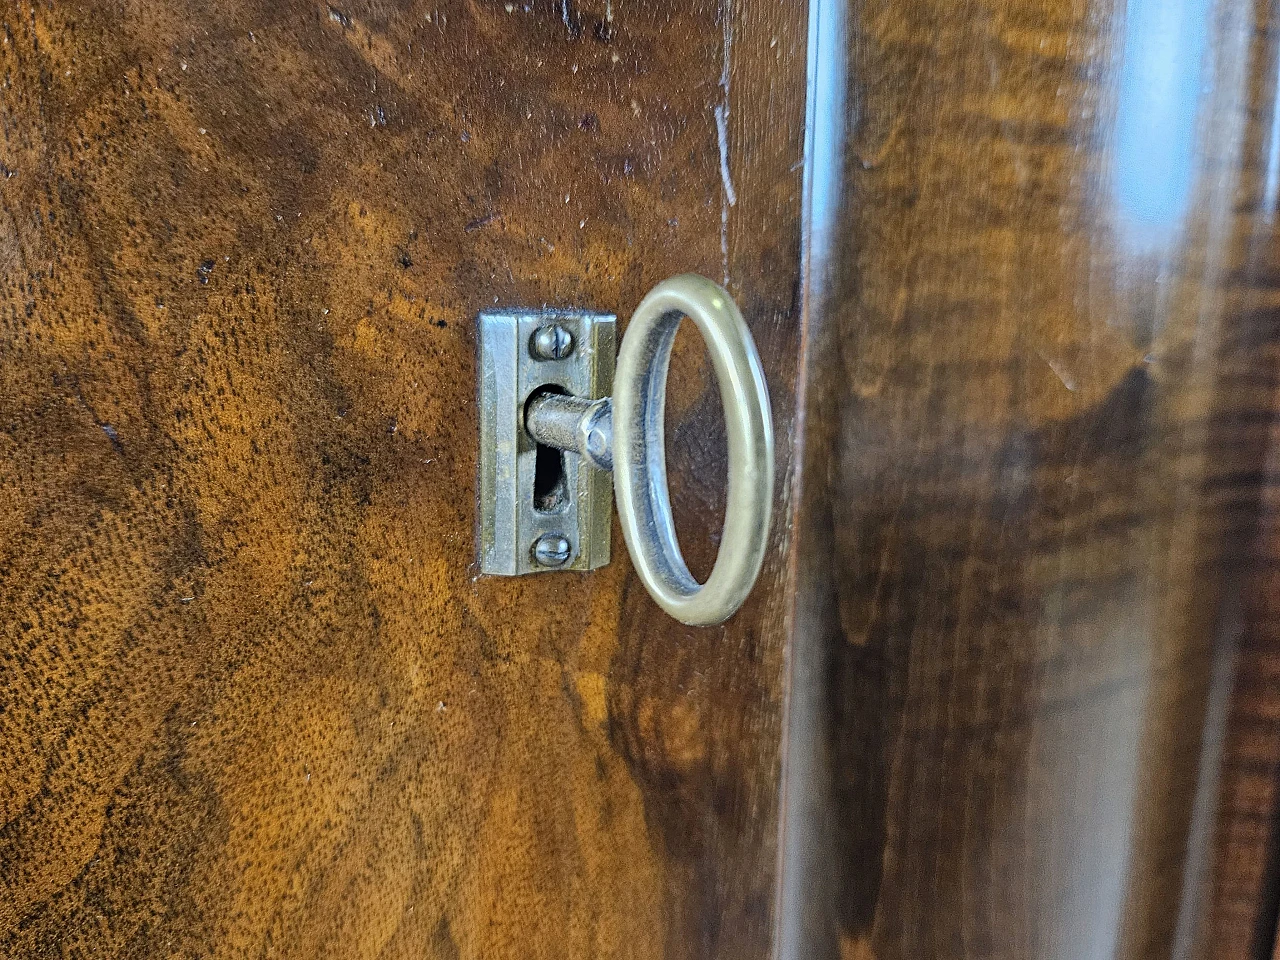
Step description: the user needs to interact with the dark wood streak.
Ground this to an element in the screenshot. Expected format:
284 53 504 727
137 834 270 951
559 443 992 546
0 1 807 957
785 0 1280 958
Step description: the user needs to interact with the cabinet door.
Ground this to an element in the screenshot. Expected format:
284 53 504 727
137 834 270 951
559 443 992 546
0 3 807 958
783 2 1280 959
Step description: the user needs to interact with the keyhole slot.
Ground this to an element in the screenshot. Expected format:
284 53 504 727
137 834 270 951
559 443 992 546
528 385 569 513
533 442 566 512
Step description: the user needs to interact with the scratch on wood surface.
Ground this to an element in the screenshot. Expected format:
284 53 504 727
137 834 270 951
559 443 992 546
715 105 737 208
718 0 736 285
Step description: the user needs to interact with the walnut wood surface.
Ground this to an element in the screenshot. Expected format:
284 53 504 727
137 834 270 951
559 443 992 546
0 2 807 957
783 1 1280 958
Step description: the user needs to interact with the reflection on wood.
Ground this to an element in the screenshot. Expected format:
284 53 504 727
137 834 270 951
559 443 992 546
785 0 1280 958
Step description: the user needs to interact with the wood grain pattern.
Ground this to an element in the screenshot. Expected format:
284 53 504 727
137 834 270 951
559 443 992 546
782 0 1280 958
0 1 807 957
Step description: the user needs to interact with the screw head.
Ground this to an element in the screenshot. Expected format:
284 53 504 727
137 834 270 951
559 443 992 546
531 323 575 360
532 533 572 568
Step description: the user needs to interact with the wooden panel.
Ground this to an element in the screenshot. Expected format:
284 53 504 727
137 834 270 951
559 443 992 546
0 2 807 957
783 0 1280 958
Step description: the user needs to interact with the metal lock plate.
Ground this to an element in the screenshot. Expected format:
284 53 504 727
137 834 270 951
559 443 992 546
477 310 615 574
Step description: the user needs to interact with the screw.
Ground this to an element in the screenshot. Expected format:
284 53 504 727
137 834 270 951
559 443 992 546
532 533 572 568
531 323 575 360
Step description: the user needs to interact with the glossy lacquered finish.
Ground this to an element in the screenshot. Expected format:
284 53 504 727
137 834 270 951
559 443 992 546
784 1 1280 959
0 2 808 958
